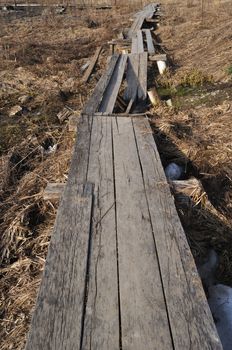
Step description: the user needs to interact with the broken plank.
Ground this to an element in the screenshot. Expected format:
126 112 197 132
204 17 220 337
137 52 148 101
82 46 102 83
25 183 93 350
132 117 223 350
82 116 119 349
144 29 155 53
112 116 173 350
57 107 72 123
43 182 65 201
82 54 119 115
98 54 127 113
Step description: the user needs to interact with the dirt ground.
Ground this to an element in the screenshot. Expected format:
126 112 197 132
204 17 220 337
0 1 232 349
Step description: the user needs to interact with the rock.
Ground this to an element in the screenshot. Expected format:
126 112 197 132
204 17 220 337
197 249 218 289
165 162 183 181
208 284 232 350
8 105 22 117
18 95 32 104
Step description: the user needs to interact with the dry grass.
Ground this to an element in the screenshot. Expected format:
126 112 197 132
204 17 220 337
150 0 232 287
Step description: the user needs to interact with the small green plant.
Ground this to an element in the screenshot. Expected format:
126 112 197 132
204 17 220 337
227 66 232 75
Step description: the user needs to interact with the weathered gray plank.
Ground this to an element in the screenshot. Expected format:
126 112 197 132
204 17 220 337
99 54 127 113
67 115 92 185
25 183 93 350
132 117 223 350
82 116 119 350
112 116 173 350
137 52 147 101
82 54 119 115
137 30 144 53
82 46 102 83
144 29 155 53
124 54 139 102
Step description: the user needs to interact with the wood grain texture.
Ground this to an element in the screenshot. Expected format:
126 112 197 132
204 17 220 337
112 116 173 350
82 54 119 115
25 183 93 350
132 117 223 350
82 116 120 350
82 46 102 83
99 54 127 113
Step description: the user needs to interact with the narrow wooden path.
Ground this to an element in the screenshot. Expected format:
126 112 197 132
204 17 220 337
25 3 222 350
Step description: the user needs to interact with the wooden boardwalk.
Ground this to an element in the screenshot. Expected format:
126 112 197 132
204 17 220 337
25 3 222 350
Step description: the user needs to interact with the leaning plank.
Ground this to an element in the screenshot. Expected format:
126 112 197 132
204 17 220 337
43 182 65 201
82 46 102 83
25 183 93 350
144 29 155 53
137 52 148 101
112 116 173 350
99 54 127 113
132 117 223 350
82 116 119 349
82 54 119 115
124 54 139 102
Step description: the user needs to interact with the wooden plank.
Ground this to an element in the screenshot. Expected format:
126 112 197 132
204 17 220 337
149 53 167 61
137 52 148 101
57 107 72 123
131 35 138 54
43 182 65 201
82 46 102 83
25 183 93 350
82 116 119 349
68 114 79 132
137 30 144 53
144 29 155 53
124 54 139 102
132 117 223 350
98 54 127 113
82 54 119 115
67 115 92 184
112 116 173 350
